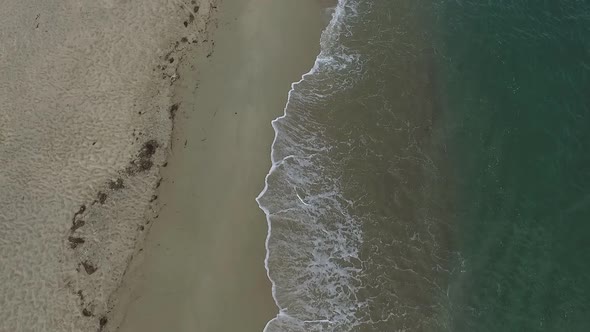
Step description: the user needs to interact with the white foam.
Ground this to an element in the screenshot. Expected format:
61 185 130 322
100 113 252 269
256 0 365 330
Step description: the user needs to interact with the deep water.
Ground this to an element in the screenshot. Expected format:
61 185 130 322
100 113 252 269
439 1 590 330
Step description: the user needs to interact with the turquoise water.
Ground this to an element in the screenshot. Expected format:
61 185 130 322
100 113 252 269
258 0 590 330
440 1 590 330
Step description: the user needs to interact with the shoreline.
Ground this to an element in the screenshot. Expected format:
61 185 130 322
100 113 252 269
110 1 325 331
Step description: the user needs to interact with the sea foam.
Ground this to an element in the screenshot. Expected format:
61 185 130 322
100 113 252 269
256 0 366 331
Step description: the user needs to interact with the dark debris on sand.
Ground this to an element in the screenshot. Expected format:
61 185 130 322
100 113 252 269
169 103 179 120
108 178 124 190
68 236 85 249
70 219 85 233
96 191 107 204
126 140 159 175
99 316 108 330
81 261 97 275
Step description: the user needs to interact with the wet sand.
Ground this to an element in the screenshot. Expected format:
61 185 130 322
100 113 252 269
111 1 325 331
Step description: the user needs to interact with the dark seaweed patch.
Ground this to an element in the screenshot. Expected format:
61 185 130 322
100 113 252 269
169 103 179 120
77 290 85 302
71 219 85 233
126 140 159 174
68 236 85 249
97 192 107 204
81 261 97 275
99 316 108 330
74 205 86 218
108 178 124 190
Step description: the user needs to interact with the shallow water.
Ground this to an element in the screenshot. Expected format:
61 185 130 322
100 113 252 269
258 0 590 330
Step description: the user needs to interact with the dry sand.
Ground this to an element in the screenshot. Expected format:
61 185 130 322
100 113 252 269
0 0 217 331
110 1 325 331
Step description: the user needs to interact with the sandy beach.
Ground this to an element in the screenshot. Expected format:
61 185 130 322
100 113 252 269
0 0 216 331
110 1 325 331
0 0 324 330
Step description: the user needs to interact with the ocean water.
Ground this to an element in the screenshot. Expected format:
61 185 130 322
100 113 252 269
257 0 590 331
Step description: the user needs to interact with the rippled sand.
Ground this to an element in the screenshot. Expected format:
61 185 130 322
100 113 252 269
0 0 217 331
